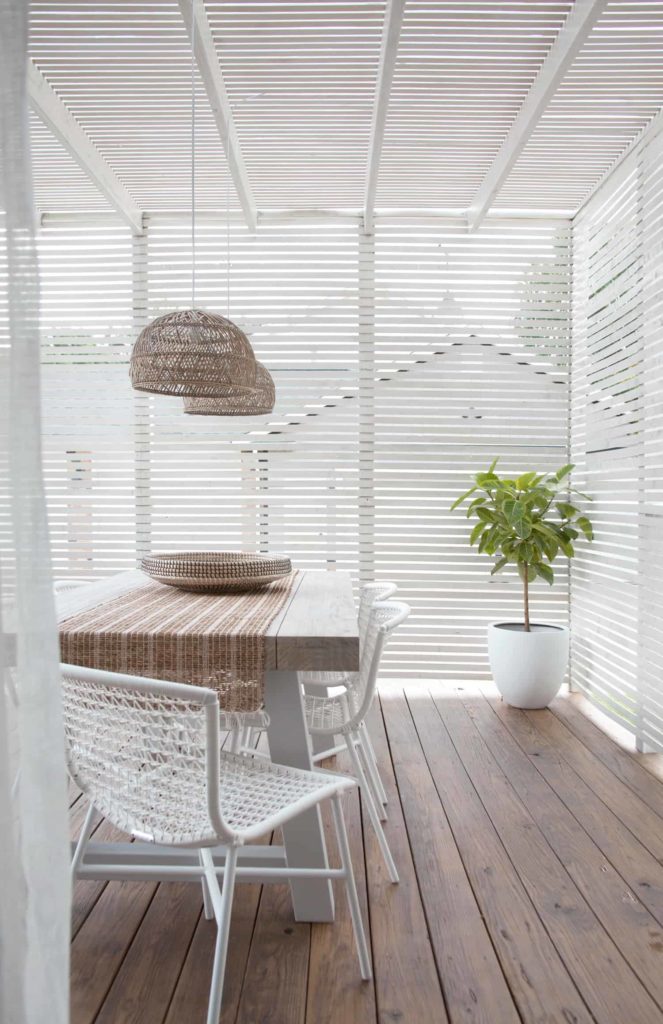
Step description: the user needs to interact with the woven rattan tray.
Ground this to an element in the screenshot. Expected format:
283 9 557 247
141 551 292 592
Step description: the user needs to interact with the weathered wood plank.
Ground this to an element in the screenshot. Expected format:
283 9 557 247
550 694 663 818
406 686 592 1024
523 707 663 862
380 690 519 1024
462 689 663 1009
94 882 202 1024
487 693 663 930
275 571 359 672
433 689 662 1024
71 879 157 1024
306 760 377 1024
363 700 449 1023
235 881 311 1024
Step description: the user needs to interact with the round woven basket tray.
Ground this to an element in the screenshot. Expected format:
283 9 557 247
141 551 292 592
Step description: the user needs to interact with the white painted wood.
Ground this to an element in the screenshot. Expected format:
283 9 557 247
363 0 406 233
467 0 607 230
27 62 143 234
264 669 334 922
177 0 257 231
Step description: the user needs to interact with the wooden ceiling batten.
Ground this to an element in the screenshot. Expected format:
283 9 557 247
177 0 258 231
467 0 607 231
28 61 144 233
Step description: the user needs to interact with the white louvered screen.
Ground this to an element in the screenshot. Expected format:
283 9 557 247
571 114 663 751
39 215 570 677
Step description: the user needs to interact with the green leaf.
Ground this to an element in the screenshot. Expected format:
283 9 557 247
556 501 578 520
555 463 574 482
476 507 496 524
487 457 499 474
450 486 477 511
516 471 537 490
576 516 594 540
537 563 554 585
469 521 485 545
559 537 575 558
518 563 538 583
490 557 508 575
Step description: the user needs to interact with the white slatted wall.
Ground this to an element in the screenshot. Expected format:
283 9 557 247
39 215 570 677
571 114 663 750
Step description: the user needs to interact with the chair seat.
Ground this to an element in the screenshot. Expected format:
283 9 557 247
304 689 358 734
124 751 354 847
300 670 358 690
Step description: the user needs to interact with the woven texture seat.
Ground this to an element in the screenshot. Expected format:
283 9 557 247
62 668 347 846
304 689 359 734
63 663 372 1021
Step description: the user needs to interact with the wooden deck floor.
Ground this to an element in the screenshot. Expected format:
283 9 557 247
70 685 663 1024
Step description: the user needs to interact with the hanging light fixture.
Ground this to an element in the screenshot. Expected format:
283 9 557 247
130 1 271 410
183 360 275 415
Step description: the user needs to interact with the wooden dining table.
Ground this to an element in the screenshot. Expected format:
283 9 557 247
57 568 359 923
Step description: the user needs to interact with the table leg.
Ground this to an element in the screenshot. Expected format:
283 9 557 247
264 669 335 922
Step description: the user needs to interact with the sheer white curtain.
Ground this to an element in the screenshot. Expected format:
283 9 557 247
0 1 70 1021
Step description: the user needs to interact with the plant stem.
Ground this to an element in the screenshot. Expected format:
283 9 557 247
523 566 530 632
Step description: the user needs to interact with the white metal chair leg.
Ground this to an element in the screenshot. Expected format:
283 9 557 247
356 735 387 822
71 801 97 882
359 721 388 806
330 793 373 981
199 850 214 920
202 845 239 1024
346 732 399 883
229 728 242 754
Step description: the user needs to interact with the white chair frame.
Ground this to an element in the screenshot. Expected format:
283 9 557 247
303 600 410 885
63 664 372 1024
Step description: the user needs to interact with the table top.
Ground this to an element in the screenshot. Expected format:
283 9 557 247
56 569 359 673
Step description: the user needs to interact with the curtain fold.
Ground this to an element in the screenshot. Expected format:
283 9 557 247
0 1 70 1021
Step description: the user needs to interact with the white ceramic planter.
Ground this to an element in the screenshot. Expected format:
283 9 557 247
487 621 569 709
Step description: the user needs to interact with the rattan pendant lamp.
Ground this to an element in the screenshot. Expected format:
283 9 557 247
130 2 273 412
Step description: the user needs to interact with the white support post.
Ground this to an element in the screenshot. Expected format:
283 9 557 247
28 62 144 235
131 231 152 563
363 0 406 234
178 0 258 231
358 229 376 585
466 0 607 231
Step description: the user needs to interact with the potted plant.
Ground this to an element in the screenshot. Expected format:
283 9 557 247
451 460 594 708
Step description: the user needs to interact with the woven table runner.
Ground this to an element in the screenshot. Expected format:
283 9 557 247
59 571 299 712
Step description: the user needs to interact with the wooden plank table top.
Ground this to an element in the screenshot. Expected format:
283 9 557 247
56 569 360 675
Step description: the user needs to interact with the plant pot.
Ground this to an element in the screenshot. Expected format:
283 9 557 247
487 622 569 709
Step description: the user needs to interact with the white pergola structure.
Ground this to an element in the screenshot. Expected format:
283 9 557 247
29 1 663 752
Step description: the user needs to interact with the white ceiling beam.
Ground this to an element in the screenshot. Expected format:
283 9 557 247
178 0 257 232
28 62 144 235
466 0 607 231
363 0 406 234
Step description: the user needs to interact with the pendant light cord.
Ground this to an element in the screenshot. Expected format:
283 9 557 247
190 0 196 309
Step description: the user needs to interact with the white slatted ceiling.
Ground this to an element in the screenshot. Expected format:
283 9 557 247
207 1 385 209
29 0 238 213
571 113 663 751
377 1 574 209
27 1 663 218
30 114 115 213
39 215 570 676
497 1 663 211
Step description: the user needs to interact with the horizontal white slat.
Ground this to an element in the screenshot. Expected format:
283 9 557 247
571 111 663 751
38 215 571 676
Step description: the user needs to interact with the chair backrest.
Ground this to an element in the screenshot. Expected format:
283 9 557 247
60 664 230 846
53 578 95 595
358 581 397 648
350 600 410 727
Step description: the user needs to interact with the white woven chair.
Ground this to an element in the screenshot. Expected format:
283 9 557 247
62 664 372 1024
53 577 95 594
299 581 397 813
303 599 409 885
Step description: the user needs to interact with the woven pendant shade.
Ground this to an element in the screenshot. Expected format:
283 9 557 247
183 362 275 416
130 309 258 398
